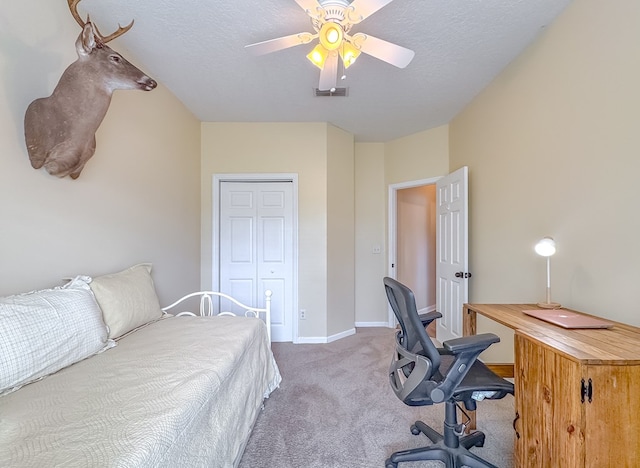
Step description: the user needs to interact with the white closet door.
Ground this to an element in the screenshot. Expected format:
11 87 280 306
219 181 293 342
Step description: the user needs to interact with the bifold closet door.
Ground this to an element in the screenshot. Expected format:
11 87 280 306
219 181 293 342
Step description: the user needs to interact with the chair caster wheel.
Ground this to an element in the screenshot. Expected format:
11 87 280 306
385 458 397 468
410 424 420 435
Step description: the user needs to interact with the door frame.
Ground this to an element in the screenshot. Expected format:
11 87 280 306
387 176 442 327
212 173 299 342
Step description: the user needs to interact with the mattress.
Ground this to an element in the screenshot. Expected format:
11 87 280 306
0 315 281 467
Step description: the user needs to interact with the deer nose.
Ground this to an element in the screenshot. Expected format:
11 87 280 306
139 77 157 91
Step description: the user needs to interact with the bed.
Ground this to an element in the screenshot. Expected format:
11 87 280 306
0 264 281 468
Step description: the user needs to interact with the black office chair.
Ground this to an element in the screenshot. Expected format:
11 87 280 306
383 277 514 468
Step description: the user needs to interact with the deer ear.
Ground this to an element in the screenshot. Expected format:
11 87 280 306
76 22 96 56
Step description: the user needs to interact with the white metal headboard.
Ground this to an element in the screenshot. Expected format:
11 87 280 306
162 290 272 342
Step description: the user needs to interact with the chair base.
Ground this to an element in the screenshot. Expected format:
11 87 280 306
385 402 499 468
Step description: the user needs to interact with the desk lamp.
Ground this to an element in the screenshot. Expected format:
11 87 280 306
535 237 561 309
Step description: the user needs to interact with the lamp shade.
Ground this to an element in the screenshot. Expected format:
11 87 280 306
307 44 329 69
340 41 361 68
535 237 556 257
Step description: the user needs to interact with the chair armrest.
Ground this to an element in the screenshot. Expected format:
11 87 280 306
442 333 500 354
418 311 442 326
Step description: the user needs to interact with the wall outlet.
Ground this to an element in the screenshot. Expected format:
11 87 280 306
300 309 306 320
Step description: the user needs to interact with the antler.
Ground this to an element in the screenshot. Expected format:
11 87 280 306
67 0 134 43
93 20 135 44
67 0 87 28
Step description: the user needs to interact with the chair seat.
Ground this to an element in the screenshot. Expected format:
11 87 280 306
441 354 514 402
405 352 513 407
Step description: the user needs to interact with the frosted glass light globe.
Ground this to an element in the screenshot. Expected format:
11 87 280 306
535 237 556 257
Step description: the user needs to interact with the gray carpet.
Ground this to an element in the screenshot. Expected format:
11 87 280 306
239 327 515 468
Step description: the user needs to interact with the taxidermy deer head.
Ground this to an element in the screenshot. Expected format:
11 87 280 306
24 0 157 179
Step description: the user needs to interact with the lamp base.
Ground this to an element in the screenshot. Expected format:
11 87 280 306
537 302 562 309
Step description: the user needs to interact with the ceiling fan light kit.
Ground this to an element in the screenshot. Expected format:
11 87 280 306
246 0 414 90
307 24 360 69
307 44 329 68
318 22 343 50
339 41 360 68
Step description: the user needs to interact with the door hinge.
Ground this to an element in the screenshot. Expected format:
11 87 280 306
580 378 593 403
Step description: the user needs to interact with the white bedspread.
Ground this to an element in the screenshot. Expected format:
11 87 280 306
0 315 281 467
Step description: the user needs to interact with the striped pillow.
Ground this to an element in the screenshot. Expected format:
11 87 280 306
0 276 112 395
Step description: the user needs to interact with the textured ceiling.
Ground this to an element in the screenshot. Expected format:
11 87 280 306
78 0 572 142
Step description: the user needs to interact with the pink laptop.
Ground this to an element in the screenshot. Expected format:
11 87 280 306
522 309 614 329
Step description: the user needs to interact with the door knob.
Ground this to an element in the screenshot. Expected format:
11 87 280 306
455 272 473 278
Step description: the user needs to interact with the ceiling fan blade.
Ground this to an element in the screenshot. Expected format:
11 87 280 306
351 33 415 68
318 51 339 91
245 32 316 56
294 0 321 16
347 0 395 24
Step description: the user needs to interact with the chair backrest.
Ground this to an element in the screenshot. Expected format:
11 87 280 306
383 277 441 373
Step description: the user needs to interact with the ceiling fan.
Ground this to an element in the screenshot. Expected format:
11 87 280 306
245 0 415 91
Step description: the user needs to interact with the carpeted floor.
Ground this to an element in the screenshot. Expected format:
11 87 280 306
239 327 515 468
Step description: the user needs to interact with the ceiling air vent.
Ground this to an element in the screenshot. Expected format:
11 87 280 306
314 87 348 97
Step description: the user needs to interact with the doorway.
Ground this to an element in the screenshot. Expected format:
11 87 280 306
213 174 298 342
388 168 469 343
396 185 437 336
388 177 440 338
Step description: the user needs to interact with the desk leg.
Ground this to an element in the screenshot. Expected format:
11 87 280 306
462 306 477 431
463 305 477 337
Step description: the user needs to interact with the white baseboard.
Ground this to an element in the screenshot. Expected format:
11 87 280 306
328 328 356 343
295 337 328 344
295 328 356 344
355 321 392 328
418 304 437 315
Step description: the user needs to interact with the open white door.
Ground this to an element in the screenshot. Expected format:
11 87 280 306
436 166 469 342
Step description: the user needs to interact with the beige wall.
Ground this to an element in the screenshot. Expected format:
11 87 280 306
384 126 450 186
450 0 640 360
1 1 201 304
354 143 388 323
327 125 355 336
201 122 347 339
353 127 449 325
385 126 449 313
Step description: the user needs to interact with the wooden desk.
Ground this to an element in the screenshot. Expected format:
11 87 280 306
463 303 640 467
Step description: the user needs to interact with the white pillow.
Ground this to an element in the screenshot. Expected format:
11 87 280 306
0 276 112 395
89 263 163 339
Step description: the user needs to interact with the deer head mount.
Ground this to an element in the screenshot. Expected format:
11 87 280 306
24 0 157 179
